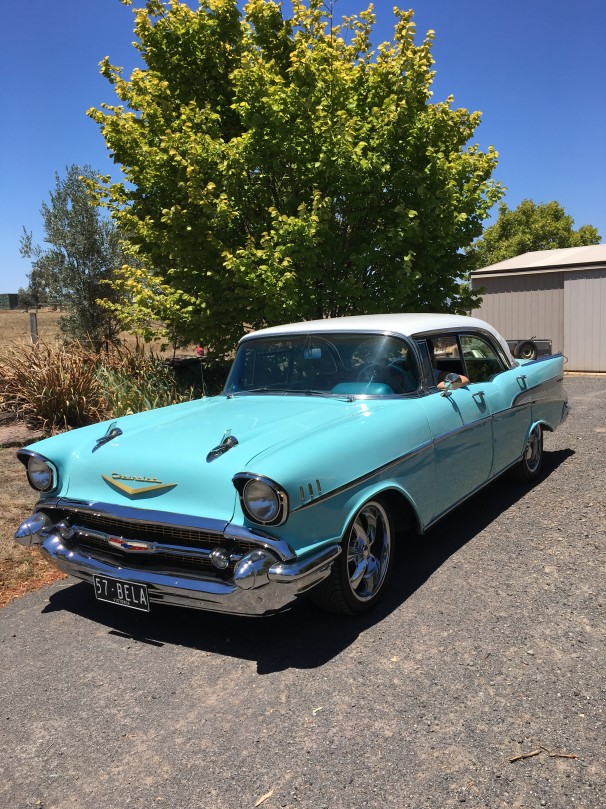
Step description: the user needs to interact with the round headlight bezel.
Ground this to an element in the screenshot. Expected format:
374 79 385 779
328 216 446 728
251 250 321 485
233 474 289 526
25 453 57 493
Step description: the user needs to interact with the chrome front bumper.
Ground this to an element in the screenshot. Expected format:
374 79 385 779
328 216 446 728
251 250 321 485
15 517 340 616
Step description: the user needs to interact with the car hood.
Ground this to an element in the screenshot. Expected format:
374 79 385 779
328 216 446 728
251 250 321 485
36 394 365 522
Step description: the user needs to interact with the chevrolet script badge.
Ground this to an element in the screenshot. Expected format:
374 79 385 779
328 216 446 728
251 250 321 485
102 473 177 496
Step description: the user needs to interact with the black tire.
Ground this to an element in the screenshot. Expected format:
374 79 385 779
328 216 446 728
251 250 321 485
311 498 395 615
512 425 543 482
515 340 538 361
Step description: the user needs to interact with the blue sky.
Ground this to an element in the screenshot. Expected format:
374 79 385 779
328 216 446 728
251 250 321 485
1 0 604 292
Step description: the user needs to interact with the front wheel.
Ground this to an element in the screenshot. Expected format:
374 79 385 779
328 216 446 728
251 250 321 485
512 425 543 482
311 499 395 615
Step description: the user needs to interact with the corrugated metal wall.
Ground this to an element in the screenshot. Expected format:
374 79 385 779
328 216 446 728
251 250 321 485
471 272 564 353
564 270 606 372
0 293 19 310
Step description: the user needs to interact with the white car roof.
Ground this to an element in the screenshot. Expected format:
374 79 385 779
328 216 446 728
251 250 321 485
243 312 514 362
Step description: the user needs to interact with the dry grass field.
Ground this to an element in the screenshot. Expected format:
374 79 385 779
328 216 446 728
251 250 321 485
0 308 62 352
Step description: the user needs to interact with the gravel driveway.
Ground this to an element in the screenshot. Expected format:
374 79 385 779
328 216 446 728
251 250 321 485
1 375 604 809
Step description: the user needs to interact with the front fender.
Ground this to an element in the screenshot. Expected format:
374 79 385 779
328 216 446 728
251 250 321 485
246 438 434 557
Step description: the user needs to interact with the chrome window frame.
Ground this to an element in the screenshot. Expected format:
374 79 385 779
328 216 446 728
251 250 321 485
411 327 512 392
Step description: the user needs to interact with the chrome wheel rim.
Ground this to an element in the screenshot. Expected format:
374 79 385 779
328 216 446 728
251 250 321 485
524 426 542 473
346 501 391 602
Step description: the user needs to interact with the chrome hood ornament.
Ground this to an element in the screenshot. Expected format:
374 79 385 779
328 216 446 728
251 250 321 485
93 423 123 453
207 431 239 463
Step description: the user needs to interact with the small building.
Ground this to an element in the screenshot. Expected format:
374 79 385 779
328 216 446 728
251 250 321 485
470 245 606 372
0 293 19 310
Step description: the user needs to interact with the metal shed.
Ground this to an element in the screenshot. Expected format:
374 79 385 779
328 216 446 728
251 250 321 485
0 293 19 310
470 245 606 372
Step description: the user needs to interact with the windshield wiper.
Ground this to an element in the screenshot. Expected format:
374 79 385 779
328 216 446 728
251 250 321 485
232 388 330 396
284 389 329 396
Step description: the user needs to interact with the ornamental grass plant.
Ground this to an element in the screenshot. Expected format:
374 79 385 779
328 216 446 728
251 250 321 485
0 340 197 432
95 349 193 418
0 341 106 431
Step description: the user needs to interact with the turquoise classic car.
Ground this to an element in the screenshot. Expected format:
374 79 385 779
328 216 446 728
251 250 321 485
15 313 568 616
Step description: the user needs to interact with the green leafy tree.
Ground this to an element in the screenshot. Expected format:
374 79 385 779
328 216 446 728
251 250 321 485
469 199 602 268
90 0 503 353
20 165 126 350
17 280 49 311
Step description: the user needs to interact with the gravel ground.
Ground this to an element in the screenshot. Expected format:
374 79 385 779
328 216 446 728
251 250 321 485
1 375 604 809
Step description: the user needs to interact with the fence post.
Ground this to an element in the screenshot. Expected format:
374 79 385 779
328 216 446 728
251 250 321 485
29 312 39 344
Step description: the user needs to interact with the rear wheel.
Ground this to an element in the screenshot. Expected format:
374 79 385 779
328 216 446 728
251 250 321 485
512 425 543 482
311 498 394 615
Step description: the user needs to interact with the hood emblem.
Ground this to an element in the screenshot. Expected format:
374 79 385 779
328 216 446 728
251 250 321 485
102 473 177 496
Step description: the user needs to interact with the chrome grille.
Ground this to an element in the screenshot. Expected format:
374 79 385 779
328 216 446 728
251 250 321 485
43 507 258 575
73 532 215 572
65 512 223 547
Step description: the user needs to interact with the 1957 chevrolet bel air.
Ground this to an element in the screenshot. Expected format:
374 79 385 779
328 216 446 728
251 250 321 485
15 313 569 616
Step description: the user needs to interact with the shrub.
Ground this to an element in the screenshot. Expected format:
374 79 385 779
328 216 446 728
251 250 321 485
0 341 105 431
0 341 197 431
96 349 194 417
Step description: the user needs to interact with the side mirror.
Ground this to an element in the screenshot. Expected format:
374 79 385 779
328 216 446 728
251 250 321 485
441 373 464 394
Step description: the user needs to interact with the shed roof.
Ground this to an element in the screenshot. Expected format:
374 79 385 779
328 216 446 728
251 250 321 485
471 244 606 278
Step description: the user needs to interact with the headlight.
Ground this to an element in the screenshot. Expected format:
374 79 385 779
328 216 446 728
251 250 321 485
233 474 288 526
26 455 56 492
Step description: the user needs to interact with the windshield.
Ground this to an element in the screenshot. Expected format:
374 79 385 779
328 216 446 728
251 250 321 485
224 333 420 397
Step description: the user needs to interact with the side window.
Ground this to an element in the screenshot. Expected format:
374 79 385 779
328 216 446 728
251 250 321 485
460 334 505 383
418 335 465 387
430 336 461 365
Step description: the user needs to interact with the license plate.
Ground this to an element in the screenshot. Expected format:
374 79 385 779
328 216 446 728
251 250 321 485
93 575 150 612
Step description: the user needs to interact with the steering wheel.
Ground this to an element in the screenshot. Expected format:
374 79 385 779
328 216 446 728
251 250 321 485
357 362 387 383
387 360 417 393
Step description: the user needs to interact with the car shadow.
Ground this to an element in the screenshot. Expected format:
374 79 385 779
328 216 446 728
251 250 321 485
42 448 573 674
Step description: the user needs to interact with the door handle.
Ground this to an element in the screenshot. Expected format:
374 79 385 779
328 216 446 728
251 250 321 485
473 391 485 403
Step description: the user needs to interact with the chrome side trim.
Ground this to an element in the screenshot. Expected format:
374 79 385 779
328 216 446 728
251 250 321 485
431 415 492 447
292 413 492 515
517 352 564 366
292 441 433 513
